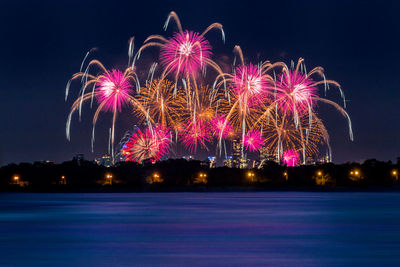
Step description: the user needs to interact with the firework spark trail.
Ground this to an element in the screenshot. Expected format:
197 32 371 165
80 48 97 73
146 63 158 87
128 37 135 66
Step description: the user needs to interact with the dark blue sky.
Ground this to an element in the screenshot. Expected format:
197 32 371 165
0 0 399 165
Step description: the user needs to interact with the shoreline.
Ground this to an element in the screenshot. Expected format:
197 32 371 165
2 184 400 193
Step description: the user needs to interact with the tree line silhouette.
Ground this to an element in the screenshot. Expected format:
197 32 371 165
1 158 399 192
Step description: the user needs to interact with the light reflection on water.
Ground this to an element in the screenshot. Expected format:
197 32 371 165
0 192 399 266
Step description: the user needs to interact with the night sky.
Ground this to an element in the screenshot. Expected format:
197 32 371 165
0 0 399 165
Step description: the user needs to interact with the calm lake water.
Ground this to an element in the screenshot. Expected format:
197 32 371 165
0 192 399 266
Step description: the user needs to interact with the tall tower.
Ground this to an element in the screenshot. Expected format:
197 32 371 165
259 146 277 167
232 139 241 168
259 146 268 163
224 156 233 168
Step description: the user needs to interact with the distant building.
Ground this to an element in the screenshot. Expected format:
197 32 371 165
73 154 84 165
317 154 331 164
259 147 276 163
239 156 248 169
231 139 249 169
224 156 233 168
208 156 216 168
37 160 55 164
305 157 316 165
232 139 242 168
99 154 113 167
183 155 194 161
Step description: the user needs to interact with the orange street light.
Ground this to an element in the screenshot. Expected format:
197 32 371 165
199 173 207 178
12 175 20 185
246 171 255 182
149 172 163 184
195 172 208 184
283 171 288 180
349 169 363 182
105 173 113 185
350 169 360 177
392 169 399 181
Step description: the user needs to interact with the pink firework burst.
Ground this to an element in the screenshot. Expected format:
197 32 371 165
244 130 265 152
210 114 233 139
275 70 318 115
121 125 172 163
233 64 267 100
180 120 211 152
97 69 133 111
160 30 212 76
281 149 300 167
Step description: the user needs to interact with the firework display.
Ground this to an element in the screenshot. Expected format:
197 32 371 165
66 11 353 165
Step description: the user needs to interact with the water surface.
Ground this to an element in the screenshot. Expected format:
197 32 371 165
0 192 399 266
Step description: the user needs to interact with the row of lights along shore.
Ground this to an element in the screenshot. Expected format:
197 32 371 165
9 169 400 186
